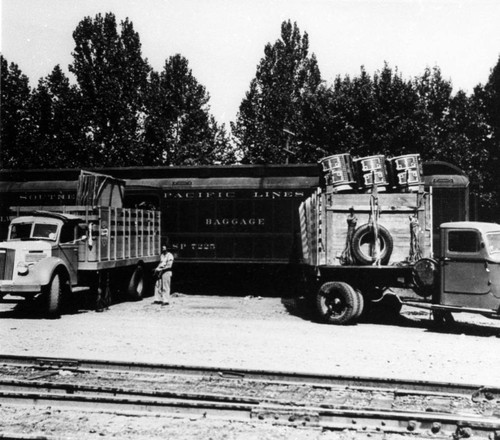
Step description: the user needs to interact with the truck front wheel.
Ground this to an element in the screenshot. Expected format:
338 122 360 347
316 281 362 325
45 273 62 317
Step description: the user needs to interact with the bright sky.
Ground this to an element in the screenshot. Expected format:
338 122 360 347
2 0 500 126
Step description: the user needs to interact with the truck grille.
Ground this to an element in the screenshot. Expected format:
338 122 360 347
0 248 15 280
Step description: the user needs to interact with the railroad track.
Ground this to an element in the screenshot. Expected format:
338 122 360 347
1 354 499 439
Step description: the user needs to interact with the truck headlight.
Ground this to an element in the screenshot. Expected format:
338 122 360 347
17 262 29 276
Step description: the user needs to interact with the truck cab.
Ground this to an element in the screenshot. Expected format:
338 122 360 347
438 222 500 314
0 212 85 302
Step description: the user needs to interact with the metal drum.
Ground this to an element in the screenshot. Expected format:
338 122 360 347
318 154 357 192
388 154 423 192
353 155 388 192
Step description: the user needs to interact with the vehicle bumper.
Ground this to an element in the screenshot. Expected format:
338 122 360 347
0 282 42 296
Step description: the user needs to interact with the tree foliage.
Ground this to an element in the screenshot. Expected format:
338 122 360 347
234 43 500 216
0 56 33 168
232 20 322 163
477 55 500 219
1 16 500 218
0 12 232 170
69 13 150 166
144 54 235 165
29 65 86 168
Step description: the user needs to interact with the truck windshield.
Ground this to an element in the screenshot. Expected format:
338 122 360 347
9 222 58 241
33 223 58 240
486 232 500 254
9 223 32 240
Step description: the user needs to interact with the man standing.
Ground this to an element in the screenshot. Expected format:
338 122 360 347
154 243 174 305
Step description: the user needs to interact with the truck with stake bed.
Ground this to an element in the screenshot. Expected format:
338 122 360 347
300 153 500 325
0 171 161 316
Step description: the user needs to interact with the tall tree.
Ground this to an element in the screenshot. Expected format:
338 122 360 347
476 55 500 219
232 20 322 163
28 65 86 168
144 54 235 165
0 55 33 169
483 55 500 140
449 90 495 218
69 13 150 166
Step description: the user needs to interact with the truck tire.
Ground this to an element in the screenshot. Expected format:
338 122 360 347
128 265 144 301
351 223 393 265
45 273 62 317
353 289 365 319
315 281 361 325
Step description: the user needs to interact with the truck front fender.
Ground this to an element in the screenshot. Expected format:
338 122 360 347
27 257 69 287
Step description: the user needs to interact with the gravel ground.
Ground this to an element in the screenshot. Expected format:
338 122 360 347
1 292 500 385
1 291 500 438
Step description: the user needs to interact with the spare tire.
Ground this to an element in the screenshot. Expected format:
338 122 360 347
351 223 393 265
412 258 439 297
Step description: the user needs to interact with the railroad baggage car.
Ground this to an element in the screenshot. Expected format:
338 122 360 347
0 162 469 274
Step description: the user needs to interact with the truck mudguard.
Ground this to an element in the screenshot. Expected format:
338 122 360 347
28 257 69 287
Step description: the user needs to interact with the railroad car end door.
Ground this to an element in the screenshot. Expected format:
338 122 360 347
440 224 499 309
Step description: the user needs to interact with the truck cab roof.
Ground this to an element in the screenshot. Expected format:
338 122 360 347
440 221 500 233
12 211 83 223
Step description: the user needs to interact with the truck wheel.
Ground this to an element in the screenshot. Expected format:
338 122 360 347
315 281 361 325
128 266 144 301
45 273 62 317
351 223 393 265
353 289 365 319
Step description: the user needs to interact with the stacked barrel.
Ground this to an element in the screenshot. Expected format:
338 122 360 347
319 153 423 193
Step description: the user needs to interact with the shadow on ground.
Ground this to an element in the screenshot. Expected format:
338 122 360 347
281 296 500 338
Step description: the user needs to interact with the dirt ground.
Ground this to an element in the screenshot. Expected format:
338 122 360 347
1 292 500 384
1 291 500 438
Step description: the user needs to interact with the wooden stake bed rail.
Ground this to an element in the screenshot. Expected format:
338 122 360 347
299 190 432 267
11 205 161 271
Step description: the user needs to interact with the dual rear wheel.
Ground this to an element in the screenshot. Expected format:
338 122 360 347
128 265 146 300
316 281 364 325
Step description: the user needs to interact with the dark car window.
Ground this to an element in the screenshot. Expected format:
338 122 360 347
9 223 32 240
60 224 76 243
448 230 480 253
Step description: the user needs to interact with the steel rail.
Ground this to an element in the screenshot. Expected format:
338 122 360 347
0 353 488 396
1 386 499 438
1 354 500 438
